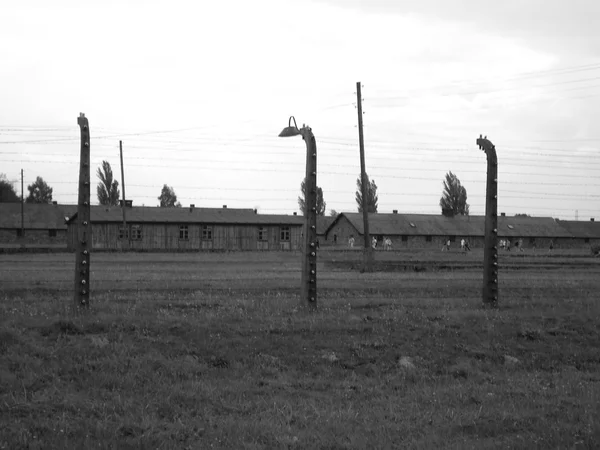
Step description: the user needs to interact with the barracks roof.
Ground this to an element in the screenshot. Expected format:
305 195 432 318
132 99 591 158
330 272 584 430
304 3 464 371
0 203 78 230
66 205 305 226
555 219 600 239
317 216 335 235
327 212 576 238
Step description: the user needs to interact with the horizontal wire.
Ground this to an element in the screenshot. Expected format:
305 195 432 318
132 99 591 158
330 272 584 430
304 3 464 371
25 181 600 199
370 62 600 97
3 158 600 184
370 76 600 102
3 141 600 165
368 90 600 114
21 195 588 206
2 128 599 160
39 192 598 213
25 136 600 162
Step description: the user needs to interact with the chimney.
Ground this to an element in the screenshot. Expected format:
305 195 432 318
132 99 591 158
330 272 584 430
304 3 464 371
189 204 195 212
501 212 506 217
392 209 398 214
223 205 227 209
253 209 257 214
592 218 595 222
52 201 58 205
125 200 132 208
293 212 297 216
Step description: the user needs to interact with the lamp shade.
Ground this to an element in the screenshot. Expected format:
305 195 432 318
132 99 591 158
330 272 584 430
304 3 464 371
278 126 301 137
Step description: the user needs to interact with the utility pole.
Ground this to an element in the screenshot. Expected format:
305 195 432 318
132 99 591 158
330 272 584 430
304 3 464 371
20 169 24 238
119 140 128 250
356 81 373 272
74 113 91 309
477 135 498 308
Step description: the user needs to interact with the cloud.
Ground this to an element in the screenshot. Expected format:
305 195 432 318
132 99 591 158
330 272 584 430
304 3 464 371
0 0 597 218
316 0 600 58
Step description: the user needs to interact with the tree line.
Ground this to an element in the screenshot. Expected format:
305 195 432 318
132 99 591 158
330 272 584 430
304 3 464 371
299 170 469 217
0 161 183 208
96 161 182 207
0 173 54 204
1 161 471 217
96 161 181 207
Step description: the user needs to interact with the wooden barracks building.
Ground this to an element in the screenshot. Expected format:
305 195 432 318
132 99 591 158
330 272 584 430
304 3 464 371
66 204 304 251
323 211 599 250
0 202 77 248
1 203 598 252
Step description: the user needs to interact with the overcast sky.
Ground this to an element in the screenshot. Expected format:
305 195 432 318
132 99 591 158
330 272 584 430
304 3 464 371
1 0 599 220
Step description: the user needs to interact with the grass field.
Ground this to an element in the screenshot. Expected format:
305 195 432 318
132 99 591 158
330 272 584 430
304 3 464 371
1 250 599 449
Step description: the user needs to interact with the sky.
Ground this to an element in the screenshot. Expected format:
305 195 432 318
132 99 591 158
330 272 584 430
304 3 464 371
1 0 599 220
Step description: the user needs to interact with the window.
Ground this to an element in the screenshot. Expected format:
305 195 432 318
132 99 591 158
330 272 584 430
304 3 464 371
409 222 416 228
507 224 515 230
131 225 142 240
119 227 129 239
16 229 23 237
402 235 408 242
202 225 213 241
48 229 57 237
179 225 189 240
449 236 456 242
280 226 290 242
258 226 268 241
426 236 432 242
585 238 590 244
529 237 536 245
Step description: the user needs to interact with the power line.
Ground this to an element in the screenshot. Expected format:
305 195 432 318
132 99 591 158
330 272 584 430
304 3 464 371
370 61 600 98
369 87 600 114
4 142 599 168
38 194 598 215
7 144 600 168
371 77 600 102
2 125 598 160
29 179 600 201
4 156 600 181
4 124 599 148
0 125 236 145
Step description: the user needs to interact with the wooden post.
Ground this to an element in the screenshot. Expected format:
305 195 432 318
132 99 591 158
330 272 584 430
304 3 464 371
477 135 499 307
119 140 128 250
278 117 318 310
356 81 373 271
20 169 24 238
74 113 91 308
300 127 318 310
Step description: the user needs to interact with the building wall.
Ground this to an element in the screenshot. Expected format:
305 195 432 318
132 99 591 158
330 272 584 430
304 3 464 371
323 218 599 251
66 218 598 252
0 228 67 246
325 216 361 248
324 217 488 250
384 235 485 250
497 236 589 250
549 237 599 249
67 222 303 251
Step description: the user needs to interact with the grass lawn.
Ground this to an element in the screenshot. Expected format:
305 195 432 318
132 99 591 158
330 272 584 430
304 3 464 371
1 251 599 449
